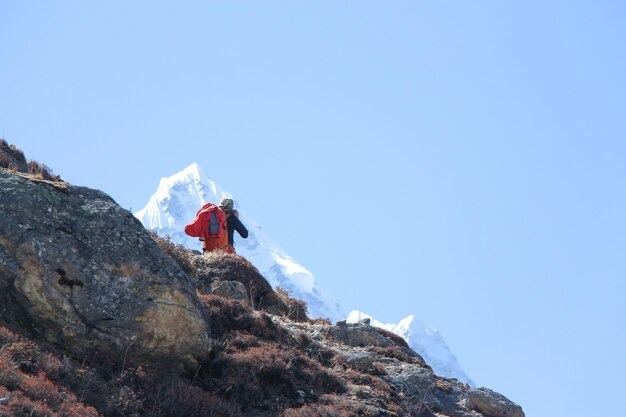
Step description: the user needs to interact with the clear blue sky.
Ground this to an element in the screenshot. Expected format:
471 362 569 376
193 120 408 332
2 2 625 416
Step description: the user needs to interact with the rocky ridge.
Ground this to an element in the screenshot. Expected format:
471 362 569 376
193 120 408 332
0 143 524 416
280 317 524 417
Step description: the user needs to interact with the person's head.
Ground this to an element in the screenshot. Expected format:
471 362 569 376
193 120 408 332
219 197 234 214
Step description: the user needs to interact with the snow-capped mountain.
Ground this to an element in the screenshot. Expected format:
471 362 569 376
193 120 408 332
347 311 474 385
135 163 472 384
134 163 345 322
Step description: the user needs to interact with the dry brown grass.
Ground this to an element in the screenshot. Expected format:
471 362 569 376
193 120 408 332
26 160 61 181
0 139 62 181
198 293 286 341
197 333 347 414
150 233 312 321
193 293 356 415
0 324 246 417
149 232 195 274
275 287 309 322
0 326 101 416
282 392 402 417
366 344 430 369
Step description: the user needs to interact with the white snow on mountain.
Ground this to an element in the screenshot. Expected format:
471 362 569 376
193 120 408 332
135 163 472 384
134 163 345 322
347 311 474 385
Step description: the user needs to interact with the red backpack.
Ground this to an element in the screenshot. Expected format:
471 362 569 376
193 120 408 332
184 203 227 248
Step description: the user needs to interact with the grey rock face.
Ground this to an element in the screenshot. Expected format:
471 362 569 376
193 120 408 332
343 351 376 372
282 318 525 417
465 387 525 417
0 170 210 367
210 280 249 304
330 320 404 348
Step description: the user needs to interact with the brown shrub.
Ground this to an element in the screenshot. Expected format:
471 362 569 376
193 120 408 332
346 367 396 398
45 355 108 404
275 287 310 322
199 293 287 342
192 294 349 414
19 371 65 409
283 393 396 417
0 140 62 181
1 391 55 417
0 352 23 390
0 360 100 416
367 344 414 363
149 232 195 274
374 327 410 348
227 331 262 350
26 160 61 181
0 326 19 346
136 379 237 417
42 351 237 417
0 326 106 415
3 341 43 374
199 342 346 413
57 400 101 417
282 404 343 417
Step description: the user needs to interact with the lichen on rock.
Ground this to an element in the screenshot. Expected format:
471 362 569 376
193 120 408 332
0 169 210 369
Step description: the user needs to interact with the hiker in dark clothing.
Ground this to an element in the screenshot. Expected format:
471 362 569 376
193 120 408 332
218 197 249 253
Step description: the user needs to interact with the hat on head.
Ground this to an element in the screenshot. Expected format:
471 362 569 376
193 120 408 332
219 197 234 213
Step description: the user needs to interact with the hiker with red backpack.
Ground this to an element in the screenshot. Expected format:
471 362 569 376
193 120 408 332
184 197 248 254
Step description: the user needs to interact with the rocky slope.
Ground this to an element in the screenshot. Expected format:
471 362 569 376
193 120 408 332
0 144 524 417
347 311 473 385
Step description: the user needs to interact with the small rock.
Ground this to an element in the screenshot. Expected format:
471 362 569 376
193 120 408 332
466 387 525 417
345 352 375 372
211 280 249 304
296 389 306 404
329 321 396 347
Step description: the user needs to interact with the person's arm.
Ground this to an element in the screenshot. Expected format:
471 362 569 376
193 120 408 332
232 211 248 238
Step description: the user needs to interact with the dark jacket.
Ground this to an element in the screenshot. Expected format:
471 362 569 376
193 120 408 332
226 214 248 246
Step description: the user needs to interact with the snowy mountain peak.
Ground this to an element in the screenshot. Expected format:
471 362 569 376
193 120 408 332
182 161 202 175
165 163 200 188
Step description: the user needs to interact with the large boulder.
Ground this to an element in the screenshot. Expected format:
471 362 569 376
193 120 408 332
0 169 210 368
